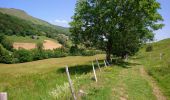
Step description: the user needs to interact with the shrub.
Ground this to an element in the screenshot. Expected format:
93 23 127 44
146 45 153 52
0 34 13 51
14 49 33 63
69 45 83 56
0 44 14 64
45 50 54 58
53 48 67 57
32 49 47 60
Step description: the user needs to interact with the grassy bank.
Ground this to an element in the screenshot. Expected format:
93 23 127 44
136 38 170 99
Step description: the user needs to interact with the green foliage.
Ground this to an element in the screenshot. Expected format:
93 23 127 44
0 44 14 64
69 45 104 56
70 0 164 59
56 34 69 47
0 34 13 51
14 49 33 63
32 49 47 60
69 45 82 55
146 45 153 52
53 48 68 58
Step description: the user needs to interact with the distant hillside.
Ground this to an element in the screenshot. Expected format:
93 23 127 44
0 8 70 35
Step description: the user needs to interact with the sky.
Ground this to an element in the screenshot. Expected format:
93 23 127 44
0 0 169 41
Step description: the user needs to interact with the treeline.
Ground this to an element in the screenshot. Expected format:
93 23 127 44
0 12 69 38
0 35 103 64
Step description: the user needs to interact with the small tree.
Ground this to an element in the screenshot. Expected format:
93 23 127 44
36 42 44 51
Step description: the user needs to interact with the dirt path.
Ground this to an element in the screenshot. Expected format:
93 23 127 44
140 67 167 100
111 60 167 100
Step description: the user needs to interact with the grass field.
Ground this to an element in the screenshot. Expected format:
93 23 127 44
6 35 57 43
0 53 166 100
0 54 105 99
136 38 170 99
0 39 170 100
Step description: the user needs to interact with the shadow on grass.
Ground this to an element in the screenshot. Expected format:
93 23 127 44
57 61 106 75
56 59 141 75
112 59 141 68
57 64 92 75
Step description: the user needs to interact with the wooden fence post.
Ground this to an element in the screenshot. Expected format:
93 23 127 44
96 58 101 71
65 66 77 100
92 61 97 82
0 92 7 100
160 53 162 60
104 60 107 67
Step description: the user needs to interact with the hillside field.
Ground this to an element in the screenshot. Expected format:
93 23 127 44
6 35 62 50
0 38 170 100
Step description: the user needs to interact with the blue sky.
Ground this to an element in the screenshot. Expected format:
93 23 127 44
0 0 169 40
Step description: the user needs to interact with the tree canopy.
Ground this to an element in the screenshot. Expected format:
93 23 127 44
70 0 164 60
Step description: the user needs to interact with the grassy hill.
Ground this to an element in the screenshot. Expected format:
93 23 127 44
0 8 70 35
136 38 170 98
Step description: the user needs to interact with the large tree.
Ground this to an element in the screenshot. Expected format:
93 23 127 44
70 0 164 60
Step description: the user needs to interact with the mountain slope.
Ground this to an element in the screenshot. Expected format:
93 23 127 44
0 8 50 26
0 8 70 35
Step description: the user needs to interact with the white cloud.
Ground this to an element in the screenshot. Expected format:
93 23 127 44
49 19 70 27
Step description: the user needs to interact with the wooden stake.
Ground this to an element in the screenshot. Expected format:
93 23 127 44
0 92 7 100
66 66 77 100
160 53 162 60
96 58 101 71
104 60 107 67
92 61 97 82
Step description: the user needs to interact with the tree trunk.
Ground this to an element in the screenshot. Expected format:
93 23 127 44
106 38 112 61
106 52 111 61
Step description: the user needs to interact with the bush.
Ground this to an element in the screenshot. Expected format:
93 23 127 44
14 49 33 63
32 49 48 60
0 44 14 64
53 48 68 57
45 50 54 58
0 34 13 51
69 45 83 56
146 45 153 52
